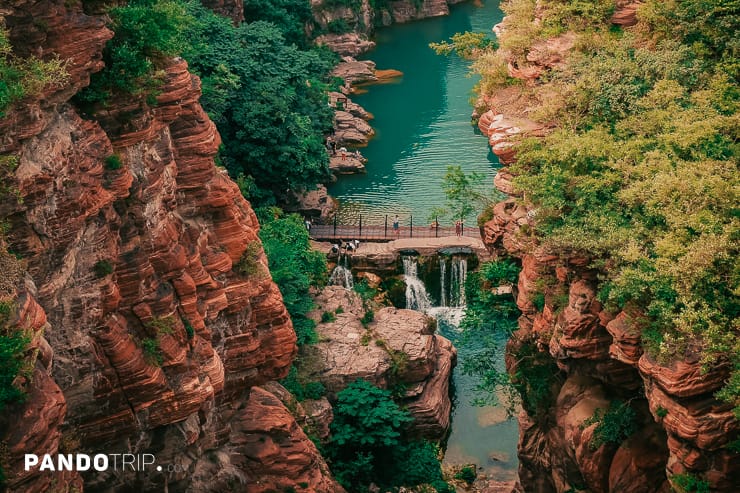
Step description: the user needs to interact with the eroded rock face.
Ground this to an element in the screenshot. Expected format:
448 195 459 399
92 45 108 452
484 207 737 491
0 1 345 490
304 286 456 438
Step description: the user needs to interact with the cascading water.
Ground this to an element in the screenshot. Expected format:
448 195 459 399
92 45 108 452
401 252 517 479
329 253 354 289
439 256 468 308
402 256 432 312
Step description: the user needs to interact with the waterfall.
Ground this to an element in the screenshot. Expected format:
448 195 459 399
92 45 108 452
402 256 432 312
439 258 447 307
439 256 468 308
329 254 353 288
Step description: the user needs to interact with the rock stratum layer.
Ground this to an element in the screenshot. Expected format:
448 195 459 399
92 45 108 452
0 1 342 491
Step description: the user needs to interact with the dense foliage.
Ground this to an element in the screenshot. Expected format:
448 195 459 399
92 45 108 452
326 379 451 492
582 400 638 449
0 29 67 117
75 0 190 105
258 210 327 345
180 1 336 204
464 0 739 417
0 300 29 412
75 0 335 205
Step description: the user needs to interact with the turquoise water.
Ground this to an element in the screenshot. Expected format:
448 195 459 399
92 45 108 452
330 0 521 480
435 309 519 481
327 1 505 225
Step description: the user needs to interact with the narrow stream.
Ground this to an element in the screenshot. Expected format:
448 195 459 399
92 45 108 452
402 256 518 481
326 0 518 481
327 0 505 224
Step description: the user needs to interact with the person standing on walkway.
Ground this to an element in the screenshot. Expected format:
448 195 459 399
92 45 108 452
393 215 400 236
460 219 464 237
455 219 461 237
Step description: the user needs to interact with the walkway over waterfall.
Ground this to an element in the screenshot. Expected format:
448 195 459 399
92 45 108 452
309 216 480 242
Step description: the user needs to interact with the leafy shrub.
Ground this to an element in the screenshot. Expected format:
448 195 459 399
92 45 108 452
146 316 175 336
259 212 327 346
320 311 336 323
454 465 477 483
360 309 374 326
76 0 191 104
93 260 114 278
0 28 67 117
327 19 351 34
326 379 446 490
334 306 344 314
479 259 520 286
280 365 326 402
0 301 30 411
655 406 668 418
530 291 546 312
582 401 638 449
104 154 122 170
672 473 710 493
182 318 195 339
141 337 162 366
235 241 263 278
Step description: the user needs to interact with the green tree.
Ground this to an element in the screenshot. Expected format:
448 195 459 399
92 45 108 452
327 379 449 491
75 0 191 104
258 211 327 345
181 4 336 204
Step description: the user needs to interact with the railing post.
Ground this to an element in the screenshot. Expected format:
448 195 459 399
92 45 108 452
359 215 362 238
435 215 438 238
333 216 337 237
384 215 387 238
410 215 413 238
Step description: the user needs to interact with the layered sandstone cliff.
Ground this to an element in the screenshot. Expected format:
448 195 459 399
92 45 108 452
478 3 737 491
0 1 342 491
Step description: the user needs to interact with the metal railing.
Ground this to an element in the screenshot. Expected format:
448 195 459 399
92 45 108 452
309 215 477 241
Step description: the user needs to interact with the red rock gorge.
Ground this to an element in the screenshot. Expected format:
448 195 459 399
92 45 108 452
0 1 343 491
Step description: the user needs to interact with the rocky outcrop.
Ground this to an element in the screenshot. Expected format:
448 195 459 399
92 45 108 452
316 33 376 57
200 0 244 24
0 282 84 493
610 0 643 27
303 286 456 438
483 197 737 492
0 1 346 490
478 109 545 165
311 0 464 49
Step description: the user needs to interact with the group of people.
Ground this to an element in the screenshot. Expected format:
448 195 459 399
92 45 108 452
330 239 360 254
326 137 363 162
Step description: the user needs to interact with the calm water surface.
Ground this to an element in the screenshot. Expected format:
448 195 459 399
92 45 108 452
328 0 519 480
328 1 505 225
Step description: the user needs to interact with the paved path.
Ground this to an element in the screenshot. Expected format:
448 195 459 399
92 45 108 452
312 235 492 271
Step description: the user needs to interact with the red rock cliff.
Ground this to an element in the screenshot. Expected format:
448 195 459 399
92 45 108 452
0 1 343 491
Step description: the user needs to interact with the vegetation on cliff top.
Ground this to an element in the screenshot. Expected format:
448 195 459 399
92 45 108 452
326 379 453 492
0 28 67 118
75 0 336 205
459 0 739 417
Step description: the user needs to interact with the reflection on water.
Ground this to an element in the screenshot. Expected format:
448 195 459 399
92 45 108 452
436 313 519 480
327 1 505 223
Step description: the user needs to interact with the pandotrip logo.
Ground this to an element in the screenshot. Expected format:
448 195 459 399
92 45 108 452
25 454 162 472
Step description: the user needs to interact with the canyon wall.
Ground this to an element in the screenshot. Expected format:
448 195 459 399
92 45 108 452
478 4 739 488
0 1 342 491
312 0 467 56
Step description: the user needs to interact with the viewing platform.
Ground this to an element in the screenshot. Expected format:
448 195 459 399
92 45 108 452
309 223 480 242
312 234 492 273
